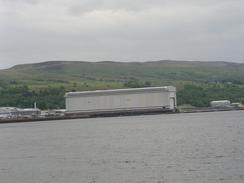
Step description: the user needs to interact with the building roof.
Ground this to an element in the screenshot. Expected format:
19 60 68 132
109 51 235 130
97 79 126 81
65 86 176 98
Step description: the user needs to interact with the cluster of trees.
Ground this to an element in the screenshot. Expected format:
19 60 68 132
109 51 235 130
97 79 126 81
0 80 244 110
177 84 244 107
123 78 152 88
0 85 66 109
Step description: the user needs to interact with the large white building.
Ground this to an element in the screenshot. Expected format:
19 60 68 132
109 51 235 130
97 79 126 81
65 86 177 114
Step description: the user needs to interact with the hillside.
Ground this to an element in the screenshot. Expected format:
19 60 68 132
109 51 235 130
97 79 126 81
1 60 244 86
0 60 244 109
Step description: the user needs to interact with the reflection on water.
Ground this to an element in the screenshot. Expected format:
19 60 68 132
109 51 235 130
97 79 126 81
0 111 244 183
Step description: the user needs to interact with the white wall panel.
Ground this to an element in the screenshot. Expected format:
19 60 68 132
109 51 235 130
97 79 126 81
66 87 176 112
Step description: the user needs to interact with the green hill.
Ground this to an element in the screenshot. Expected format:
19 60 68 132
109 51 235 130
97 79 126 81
0 60 244 109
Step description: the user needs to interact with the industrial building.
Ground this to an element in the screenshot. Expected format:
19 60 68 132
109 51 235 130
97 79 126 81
65 86 177 114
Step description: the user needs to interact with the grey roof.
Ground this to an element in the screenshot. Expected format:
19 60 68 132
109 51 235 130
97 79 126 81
65 86 176 98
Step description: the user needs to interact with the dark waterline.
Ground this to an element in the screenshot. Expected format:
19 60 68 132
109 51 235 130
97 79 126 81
0 111 244 183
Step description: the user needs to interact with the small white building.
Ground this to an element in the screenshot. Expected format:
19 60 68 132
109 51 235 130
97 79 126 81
210 100 231 108
0 107 19 119
65 86 177 114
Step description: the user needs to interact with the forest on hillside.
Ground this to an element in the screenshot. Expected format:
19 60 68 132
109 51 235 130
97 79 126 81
0 79 244 109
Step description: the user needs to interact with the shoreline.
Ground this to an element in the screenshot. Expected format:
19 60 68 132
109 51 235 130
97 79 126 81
0 108 243 124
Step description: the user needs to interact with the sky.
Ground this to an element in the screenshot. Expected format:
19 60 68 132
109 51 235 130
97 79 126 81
0 0 244 69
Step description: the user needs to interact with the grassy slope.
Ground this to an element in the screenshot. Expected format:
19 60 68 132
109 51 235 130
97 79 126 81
1 60 244 89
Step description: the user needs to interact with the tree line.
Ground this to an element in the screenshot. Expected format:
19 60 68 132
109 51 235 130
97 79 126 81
0 82 244 109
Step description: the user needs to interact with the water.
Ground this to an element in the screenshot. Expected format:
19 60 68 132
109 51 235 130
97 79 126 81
0 111 244 183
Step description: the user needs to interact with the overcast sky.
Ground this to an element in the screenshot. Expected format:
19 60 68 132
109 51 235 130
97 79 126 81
0 0 244 69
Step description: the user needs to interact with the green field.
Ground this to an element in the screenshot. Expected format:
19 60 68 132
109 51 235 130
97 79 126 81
0 60 244 109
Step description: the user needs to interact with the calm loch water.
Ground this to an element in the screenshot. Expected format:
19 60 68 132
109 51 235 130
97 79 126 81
0 111 244 183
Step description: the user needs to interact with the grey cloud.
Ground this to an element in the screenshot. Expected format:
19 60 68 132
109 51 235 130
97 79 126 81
0 0 40 5
0 0 244 69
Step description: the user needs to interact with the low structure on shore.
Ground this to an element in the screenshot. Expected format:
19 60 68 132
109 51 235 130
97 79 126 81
210 100 232 108
0 107 41 120
65 86 177 115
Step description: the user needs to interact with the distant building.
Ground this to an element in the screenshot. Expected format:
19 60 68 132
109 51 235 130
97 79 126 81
231 103 241 108
0 107 41 119
0 107 19 119
210 100 231 108
65 86 177 114
17 108 41 118
41 109 66 117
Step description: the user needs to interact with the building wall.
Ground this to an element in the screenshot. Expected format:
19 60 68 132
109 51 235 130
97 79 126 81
66 87 177 112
